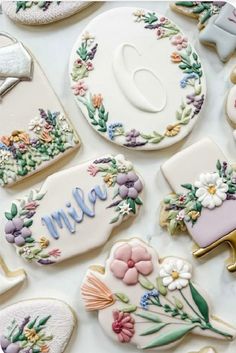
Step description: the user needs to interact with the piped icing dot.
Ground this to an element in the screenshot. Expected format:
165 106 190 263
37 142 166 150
127 259 135 268
207 185 216 195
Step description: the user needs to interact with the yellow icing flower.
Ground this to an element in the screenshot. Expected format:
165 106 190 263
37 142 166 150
188 210 200 221
165 124 181 137
24 328 39 343
39 237 50 249
133 9 145 20
104 173 113 186
10 130 30 144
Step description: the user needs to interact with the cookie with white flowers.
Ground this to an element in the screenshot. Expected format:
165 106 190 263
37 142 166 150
3 154 143 266
160 138 236 272
69 7 206 150
0 32 80 186
2 1 93 25
81 239 235 350
0 298 76 353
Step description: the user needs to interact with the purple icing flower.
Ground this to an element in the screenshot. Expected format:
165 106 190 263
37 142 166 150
117 172 143 199
125 129 140 144
5 218 32 247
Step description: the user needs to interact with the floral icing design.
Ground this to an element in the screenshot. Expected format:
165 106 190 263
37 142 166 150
87 154 143 224
71 11 204 148
0 109 78 186
82 241 234 349
0 315 53 353
110 244 153 285
112 311 135 343
173 2 225 28
159 259 192 290
4 189 61 265
16 1 60 13
163 160 236 234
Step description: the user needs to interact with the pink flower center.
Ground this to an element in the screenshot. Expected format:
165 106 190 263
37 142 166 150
112 321 122 333
127 259 135 268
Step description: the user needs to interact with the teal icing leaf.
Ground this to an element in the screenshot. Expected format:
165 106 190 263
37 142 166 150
136 312 162 323
142 324 196 349
189 282 209 322
5 212 13 220
11 203 18 218
140 323 169 336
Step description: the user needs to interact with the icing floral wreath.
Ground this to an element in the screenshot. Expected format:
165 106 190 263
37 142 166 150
0 315 53 353
82 242 233 348
16 1 61 13
0 109 78 186
71 10 204 148
162 160 236 234
4 189 61 265
87 154 143 223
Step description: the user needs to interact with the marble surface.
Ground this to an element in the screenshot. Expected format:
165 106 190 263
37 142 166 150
0 1 236 353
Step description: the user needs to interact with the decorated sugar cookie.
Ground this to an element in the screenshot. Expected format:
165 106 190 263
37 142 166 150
81 239 235 350
2 1 93 26
190 347 217 353
69 7 206 150
171 2 236 62
0 298 76 353
0 32 80 186
170 2 226 29
160 138 236 272
226 65 236 138
0 256 25 297
3 154 143 265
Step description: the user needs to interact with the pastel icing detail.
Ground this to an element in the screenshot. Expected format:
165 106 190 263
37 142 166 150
160 138 236 272
199 3 236 62
16 1 60 13
110 243 153 285
70 8 205 150
172 2 225 29
81 239 236 350
0 299 75 353
3 155 143 265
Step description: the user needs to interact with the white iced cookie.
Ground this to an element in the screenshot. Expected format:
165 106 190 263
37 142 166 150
0 256 25 296
226 66 236 138
69 7 206 150
3 154 143 266
81 239 235 350
2 1 93 25
160 138 236 272
0 32 80 187
0 298 76 353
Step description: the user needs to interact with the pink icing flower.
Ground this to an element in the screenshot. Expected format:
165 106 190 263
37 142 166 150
112 310 135 343
110 244 153 285
87 164 99 176
74 58 83 67
24 201 38 211
156 28 165 38
48 249 61 258
171 34 188 50
160 16 168 24
86 61 94 71
72 81 88 96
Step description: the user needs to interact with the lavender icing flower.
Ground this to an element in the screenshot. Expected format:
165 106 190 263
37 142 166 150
125 129 140 144
117 172 143 199
5 218 32 247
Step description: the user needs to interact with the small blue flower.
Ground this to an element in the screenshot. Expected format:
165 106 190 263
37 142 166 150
180 73 198 88
140 289 159 309
108 123 123 140
0 142 9 151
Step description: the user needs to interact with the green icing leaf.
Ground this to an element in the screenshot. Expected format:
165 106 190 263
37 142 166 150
138 276 154 290
189 282 209 322
120 305 137 313
38 315 51 326
136 312 162 323
115 293 129 303
5 212 13 220
11 203 18 218
156 277 167 296
142 324 196 349
140 323 169 336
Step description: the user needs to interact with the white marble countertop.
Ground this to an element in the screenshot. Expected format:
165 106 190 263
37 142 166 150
0 1 236 353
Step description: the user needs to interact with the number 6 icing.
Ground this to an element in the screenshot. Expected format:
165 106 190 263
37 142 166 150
81 239 235 350
3 154 143 265
160 138 236 272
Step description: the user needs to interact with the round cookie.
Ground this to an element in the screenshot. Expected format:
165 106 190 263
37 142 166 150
2 1 93 26
3 154 143 266
81 238 235 350
0 298 76 353
69 7 206 150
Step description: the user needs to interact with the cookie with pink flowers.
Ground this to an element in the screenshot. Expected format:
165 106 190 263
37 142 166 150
69 7 206 150
3 154 143 266
81 239 235 350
